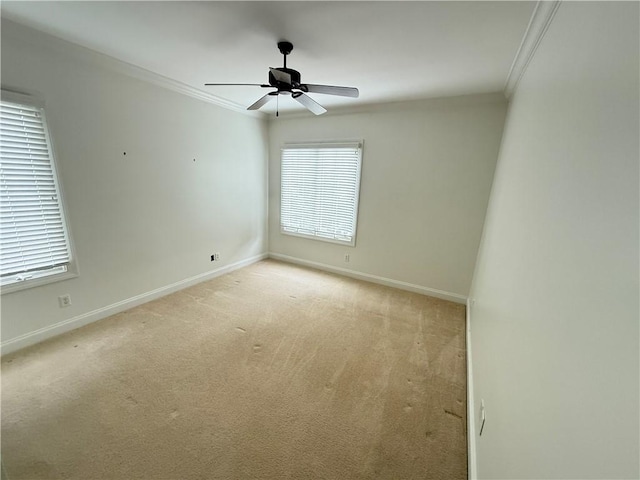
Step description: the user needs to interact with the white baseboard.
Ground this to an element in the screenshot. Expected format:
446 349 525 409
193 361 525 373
268 252 467 305
0 253 268 356
466 297 477 479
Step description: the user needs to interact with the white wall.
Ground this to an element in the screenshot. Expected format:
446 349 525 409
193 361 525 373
469 2 639 479
269 95 507 300
0 21 269 349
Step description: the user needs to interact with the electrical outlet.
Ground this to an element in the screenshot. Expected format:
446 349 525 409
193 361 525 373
215 252 220 261
344 254 350 263
58 294 72 308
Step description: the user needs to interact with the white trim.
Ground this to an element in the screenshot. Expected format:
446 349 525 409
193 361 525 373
269 252 467 305
1 270 79 295
0 253 268 356
0 19 264 119
504 0 561 98
280 229 356 247
466 298 477 479
281 141 363 150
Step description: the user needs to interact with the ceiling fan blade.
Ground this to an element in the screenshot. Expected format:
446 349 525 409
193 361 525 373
204 83 273 87
292 92 327 115
300 84 359 98
269 68 292 85
247 93 275 111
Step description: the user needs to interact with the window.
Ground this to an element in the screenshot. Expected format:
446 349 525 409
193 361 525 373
0 91 75 292
280 142 363 246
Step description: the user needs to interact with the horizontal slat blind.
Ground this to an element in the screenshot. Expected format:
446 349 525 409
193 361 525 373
0 99 71 283
281 143 362 245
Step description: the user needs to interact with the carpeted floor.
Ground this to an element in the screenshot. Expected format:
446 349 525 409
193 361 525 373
1 260 467 479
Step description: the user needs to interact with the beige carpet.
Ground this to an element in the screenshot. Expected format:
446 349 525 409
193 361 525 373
1 260 467 479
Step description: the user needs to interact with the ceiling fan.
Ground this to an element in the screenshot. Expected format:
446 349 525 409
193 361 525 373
205 41 359 116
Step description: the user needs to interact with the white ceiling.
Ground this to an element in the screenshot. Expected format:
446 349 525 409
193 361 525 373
1 1 536 116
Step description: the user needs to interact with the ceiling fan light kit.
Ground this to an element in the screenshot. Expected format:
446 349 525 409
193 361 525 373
205 41 359 116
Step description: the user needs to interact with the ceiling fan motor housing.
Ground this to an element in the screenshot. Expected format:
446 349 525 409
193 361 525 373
269 68 301 91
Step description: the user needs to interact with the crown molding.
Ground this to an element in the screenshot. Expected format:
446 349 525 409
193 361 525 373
0 18 265 119
504 0 562 98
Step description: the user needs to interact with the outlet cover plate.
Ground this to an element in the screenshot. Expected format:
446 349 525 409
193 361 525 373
58 295 71 308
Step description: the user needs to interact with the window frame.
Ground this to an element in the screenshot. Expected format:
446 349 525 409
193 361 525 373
279 140 363 247
1 89 78 294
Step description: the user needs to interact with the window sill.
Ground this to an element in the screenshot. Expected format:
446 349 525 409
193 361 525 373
1 270 78 295
281 229 356 247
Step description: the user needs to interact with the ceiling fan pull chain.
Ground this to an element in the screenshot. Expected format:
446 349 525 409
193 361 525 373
276 94 279 117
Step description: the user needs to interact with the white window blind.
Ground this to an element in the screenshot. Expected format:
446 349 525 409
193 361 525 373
280 142 362 246
0 95 72 287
